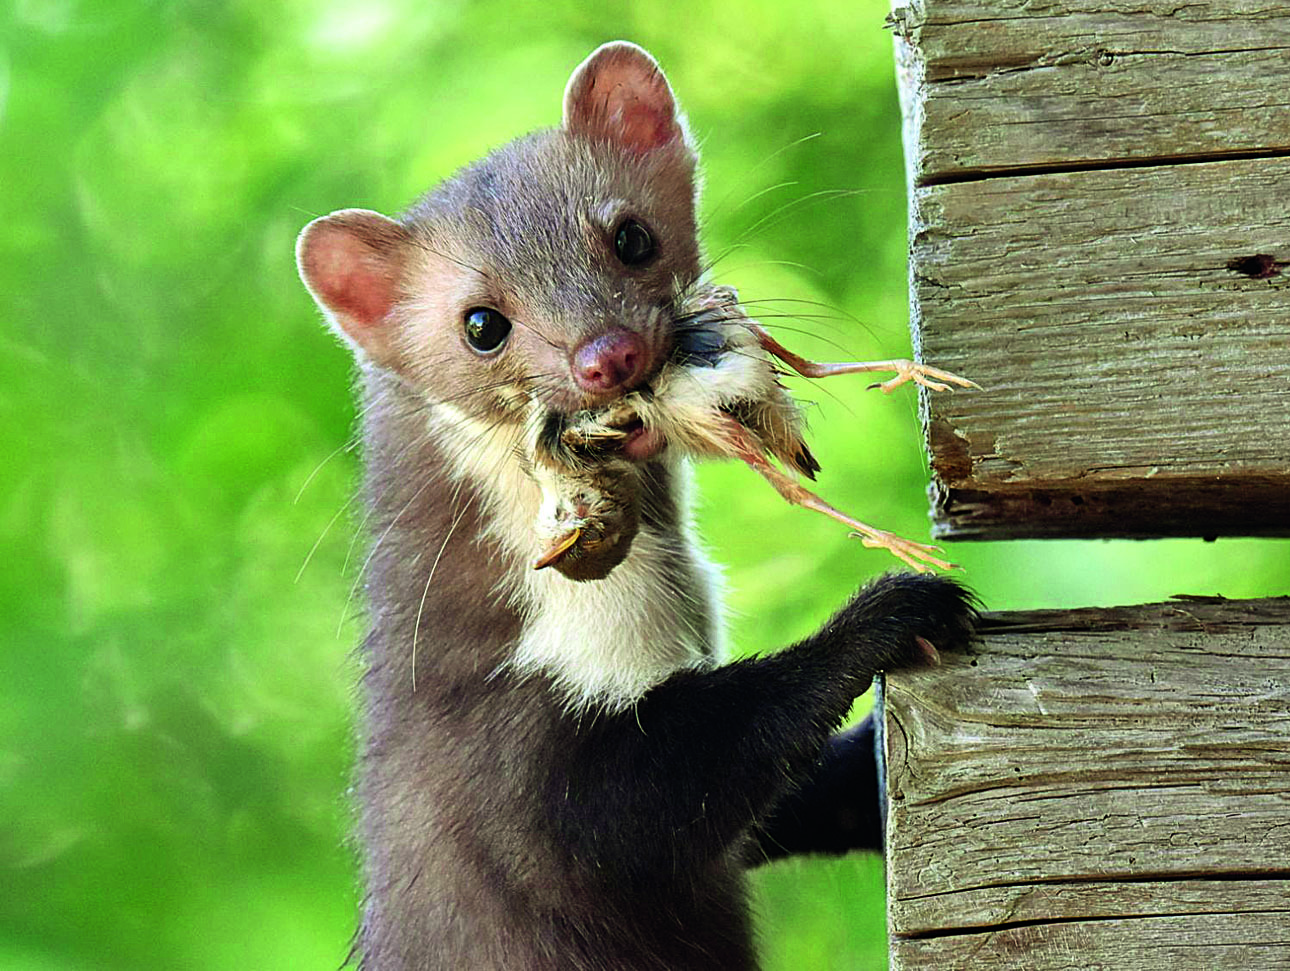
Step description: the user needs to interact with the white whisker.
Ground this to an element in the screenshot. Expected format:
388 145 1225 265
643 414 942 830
412 495 476 691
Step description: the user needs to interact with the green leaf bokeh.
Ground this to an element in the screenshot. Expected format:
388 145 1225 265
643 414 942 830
4 1 1286 968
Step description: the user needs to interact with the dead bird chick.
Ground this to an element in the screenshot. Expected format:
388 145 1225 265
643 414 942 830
530 286 977 579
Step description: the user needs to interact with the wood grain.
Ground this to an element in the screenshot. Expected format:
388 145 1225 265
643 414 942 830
909 156 1290 539
880 597 1290 970
890 0 1290 186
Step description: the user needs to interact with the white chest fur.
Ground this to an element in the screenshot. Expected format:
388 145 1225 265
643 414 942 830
429 402 725 712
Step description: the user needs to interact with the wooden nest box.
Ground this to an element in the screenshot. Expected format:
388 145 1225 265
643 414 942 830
879 2 1290 967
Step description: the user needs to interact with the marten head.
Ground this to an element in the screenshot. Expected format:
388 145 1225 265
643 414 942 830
296 42 701 441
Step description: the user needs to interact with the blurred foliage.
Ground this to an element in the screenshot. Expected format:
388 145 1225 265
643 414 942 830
3 0 1286 969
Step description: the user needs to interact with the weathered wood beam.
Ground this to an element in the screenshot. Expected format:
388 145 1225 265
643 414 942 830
893 0 1290 540
880 596 1290 970
912 157 1290 539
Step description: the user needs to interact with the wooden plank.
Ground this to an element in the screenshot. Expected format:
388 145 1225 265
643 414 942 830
909 156 1290 540
890 0 1290 186
880 597 1290 970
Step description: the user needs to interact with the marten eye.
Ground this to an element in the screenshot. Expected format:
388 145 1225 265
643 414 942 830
614 219 655 266
463 307 512 354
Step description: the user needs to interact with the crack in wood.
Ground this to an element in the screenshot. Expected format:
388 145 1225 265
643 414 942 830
975 600 1290 635
918 146 1290 187
895 906 1290 942
930 43 1290 79
891 5 1218 33
901 774 1251 811
897 869 1290 904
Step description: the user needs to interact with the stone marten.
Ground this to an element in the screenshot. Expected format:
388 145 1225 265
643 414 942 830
296 40 976 971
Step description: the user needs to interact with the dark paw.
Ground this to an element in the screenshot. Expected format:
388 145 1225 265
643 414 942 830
839 573 979 671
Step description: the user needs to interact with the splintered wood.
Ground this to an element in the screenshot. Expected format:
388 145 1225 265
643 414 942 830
880 597 1290 971
529 286 977 578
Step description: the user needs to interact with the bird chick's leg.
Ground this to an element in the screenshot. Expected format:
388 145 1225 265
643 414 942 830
751 324 979 394
713 414 955 573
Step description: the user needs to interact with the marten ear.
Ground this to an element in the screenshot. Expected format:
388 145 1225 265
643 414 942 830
563 41 690 154
296 209 413 364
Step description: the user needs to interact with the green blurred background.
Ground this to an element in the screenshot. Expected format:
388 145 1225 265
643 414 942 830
3 0 1287 968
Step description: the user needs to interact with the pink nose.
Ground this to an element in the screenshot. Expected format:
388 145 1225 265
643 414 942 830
571 329 647 393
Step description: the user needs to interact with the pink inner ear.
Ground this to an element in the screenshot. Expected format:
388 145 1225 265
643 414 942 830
302 218 405 331
319 245 398 327
604 90 674 153
565 44 682 154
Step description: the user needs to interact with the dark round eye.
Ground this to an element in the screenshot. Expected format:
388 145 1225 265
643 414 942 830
463 307 512 354
614 219 655 266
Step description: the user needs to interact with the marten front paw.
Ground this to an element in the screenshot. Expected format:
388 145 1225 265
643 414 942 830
840 573 978 672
